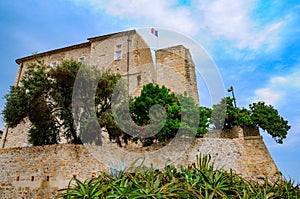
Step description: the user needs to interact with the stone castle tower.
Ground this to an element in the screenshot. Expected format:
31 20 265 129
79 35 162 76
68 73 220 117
0 29 199 149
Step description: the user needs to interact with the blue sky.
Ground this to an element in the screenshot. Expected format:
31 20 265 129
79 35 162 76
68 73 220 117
0 0 299 183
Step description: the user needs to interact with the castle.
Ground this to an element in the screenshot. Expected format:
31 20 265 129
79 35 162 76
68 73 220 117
0 29 278 198
1 29 199 149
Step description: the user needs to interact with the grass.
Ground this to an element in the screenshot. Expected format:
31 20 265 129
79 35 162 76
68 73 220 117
57 154 300 199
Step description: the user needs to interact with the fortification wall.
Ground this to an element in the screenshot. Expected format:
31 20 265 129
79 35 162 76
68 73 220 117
0 132 278 198
0 144 105 199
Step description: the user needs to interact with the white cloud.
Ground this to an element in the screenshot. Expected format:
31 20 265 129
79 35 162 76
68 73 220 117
254 88 282 105
85 0 199 36
253 68 300 149
286 71 300 88
253 66 300 106
197 0 283 50
270 76 288 84
70 0 284 51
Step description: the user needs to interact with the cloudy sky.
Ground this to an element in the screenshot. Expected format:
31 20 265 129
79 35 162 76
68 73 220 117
0 0 299 182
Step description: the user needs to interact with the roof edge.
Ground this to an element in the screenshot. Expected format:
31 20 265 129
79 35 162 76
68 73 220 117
15 29 136 65
87 29 136 42
16 42 91 64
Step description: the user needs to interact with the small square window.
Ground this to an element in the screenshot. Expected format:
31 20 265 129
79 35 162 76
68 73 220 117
116 44 122 51
50 61 57 68
137 75 141 86
114 51 122 60
79 57 85 62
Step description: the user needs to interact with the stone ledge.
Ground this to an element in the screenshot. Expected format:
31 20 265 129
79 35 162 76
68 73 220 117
244 136 263 140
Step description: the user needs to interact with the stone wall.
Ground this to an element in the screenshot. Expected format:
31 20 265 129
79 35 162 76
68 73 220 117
0 119 31 148
14 43 91 86
89 30 155 96
156 45 199 103
0 130 278 198
2 30 200 149
0 144 105 199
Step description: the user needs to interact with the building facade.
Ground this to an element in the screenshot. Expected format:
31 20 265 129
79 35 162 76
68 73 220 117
1 29 199 148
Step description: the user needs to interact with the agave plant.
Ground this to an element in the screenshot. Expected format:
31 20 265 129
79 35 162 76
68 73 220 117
56 173 110 199
57 153 300 199
109 160 127 177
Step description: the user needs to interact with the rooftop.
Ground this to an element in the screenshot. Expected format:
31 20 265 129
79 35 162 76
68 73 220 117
16 29 136 64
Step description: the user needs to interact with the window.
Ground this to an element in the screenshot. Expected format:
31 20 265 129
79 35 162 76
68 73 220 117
79 57 85 62
50 61 58 68
114 44 122 60
137 75 141 86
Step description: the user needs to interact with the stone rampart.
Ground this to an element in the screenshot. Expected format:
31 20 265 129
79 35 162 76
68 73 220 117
0 130 278 198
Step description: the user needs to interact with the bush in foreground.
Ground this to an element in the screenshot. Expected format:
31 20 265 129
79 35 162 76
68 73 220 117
57 154 300 199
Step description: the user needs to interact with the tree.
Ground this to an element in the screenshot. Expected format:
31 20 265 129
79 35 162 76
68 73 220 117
3 61 60 145
210 97 227 130
211 97 290 144
27 95 59 145
197 106 212 137
49 60 82 144
3 60 211 147
2 86 29 127
129 83 179 145
96 72 124 146
2 59 122 146
129 83 211 146
249 102 290 144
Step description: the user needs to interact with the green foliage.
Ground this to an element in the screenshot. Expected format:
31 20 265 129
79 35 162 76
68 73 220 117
178 95 211 138
96 71 122 116
198 106 212 136
57 154 300 198
27 95 59 145
96 72 123 146
129 84 179 145
211 97 291 144
2 61 58 145
250 102 290 144
129 83 210 146
2 59 121 146
58 173 110 199
3 59 211 146
49 60 82 144
2 86 29 127
210 97 226 130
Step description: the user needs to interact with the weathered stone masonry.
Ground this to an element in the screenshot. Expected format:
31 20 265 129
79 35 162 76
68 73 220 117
0 29 199 149
0 129 278 198
0 144 105 199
